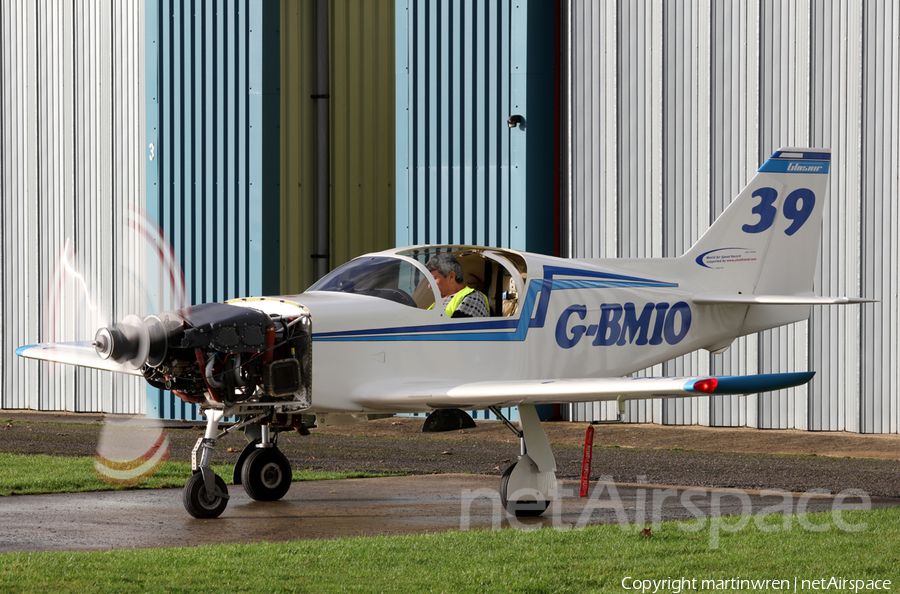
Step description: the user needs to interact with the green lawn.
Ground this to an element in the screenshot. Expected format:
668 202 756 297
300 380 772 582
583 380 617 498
0 452 394 495
0 507 897 593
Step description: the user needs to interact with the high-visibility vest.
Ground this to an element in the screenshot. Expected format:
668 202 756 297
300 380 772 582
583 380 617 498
430 286 489 317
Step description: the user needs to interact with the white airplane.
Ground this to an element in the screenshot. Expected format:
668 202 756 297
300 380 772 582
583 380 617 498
18 147 871 519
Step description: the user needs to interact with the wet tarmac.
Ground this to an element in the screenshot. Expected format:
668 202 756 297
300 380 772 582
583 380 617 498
3 475 897 553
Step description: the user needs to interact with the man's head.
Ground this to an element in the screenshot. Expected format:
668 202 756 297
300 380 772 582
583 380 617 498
426 253 465 298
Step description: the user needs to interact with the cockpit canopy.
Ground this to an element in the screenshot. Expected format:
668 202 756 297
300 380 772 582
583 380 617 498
308 256 424 308
308 246 527 317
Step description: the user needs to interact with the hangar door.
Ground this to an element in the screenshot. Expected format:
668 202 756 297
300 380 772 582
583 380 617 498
395 0 556 256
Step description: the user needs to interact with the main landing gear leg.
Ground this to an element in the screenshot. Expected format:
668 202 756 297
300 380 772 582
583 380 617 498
491 404 558 517
183 408 231 519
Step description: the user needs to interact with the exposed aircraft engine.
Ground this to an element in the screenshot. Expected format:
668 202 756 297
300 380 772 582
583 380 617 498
94 302 312 409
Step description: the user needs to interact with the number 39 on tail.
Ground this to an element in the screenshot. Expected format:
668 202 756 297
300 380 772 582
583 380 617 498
18 147 872 518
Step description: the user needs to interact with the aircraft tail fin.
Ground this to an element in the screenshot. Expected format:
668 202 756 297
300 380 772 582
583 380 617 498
682 148 831 299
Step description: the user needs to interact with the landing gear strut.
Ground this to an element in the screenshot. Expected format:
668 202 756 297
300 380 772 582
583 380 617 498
490 404 558 517
182 408 296 519
184 409 231 519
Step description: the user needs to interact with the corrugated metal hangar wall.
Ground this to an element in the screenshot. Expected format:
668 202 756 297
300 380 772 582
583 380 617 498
562 0 899 433
0 2 146 414
395 0 556 254
145 0 284 419
2 1 899 434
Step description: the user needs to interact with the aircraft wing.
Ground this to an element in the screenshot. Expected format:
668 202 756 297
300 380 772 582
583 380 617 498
15 341 144 376
364 371 815 409
693 293 876 305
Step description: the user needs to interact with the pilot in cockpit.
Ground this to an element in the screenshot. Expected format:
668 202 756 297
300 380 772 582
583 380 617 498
425 253 490 318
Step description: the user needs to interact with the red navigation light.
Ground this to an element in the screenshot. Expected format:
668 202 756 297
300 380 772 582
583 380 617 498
693 378 719 393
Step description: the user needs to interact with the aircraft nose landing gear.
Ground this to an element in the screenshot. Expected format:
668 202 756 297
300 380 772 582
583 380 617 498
184 409 232 519
183 409 297 519
183 471 229 519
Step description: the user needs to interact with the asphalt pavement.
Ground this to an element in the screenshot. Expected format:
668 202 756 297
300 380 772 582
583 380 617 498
3 474 897 553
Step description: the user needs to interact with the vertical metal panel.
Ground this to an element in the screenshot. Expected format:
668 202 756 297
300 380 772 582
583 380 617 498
705 0 761 428
153 0 280 305
617 0 664 261
250 0 282 289
1 1 145 414
330 0 396 270
280 1 318 293
563 0 899 432
280 0 396 294
397 0 554 253
510 1 555 254
1 1 38 412
808 0 864 432
755 0 810 430
400 0 511 247
659 0 714 427
146 0 280 420
395 0 410 248
861 0 900 434
566 0 618 261
110 3 148 414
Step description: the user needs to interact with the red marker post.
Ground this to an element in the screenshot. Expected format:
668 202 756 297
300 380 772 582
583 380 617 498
579 424 595 497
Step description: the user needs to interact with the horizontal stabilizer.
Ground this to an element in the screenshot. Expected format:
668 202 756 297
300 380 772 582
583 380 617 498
16 342 144 376
364 371 815 409
693 293 876 305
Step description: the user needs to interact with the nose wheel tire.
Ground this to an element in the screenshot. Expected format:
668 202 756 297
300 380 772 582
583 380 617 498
183 472 229 519
241 447 293 501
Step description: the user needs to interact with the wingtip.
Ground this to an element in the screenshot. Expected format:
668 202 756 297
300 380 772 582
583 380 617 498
15 344 36 358
714 371 815 394
686 371 816 395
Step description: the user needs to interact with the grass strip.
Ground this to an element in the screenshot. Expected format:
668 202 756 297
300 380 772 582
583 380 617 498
0 453 395 495
0 507 897 593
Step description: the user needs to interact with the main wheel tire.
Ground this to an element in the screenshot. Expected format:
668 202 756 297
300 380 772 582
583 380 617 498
183 472 228 519
241 447 293 501
499 462 550 517
233 439 262 485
